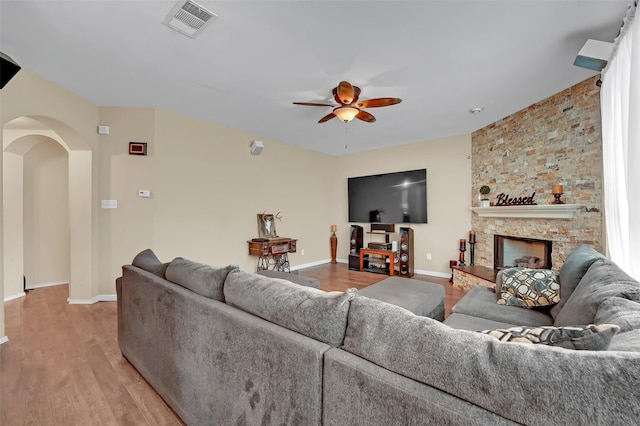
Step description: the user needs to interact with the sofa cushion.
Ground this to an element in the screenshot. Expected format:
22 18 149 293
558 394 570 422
480 324 619 350
443 313 517 331
451 286 553 326
256 269 320 289
224 270 356 347
165 258 239 301
132 248 169 278
608 330 640 352
497 268 560 308
549 245 605 320
594 297 640 333
554 258 640 327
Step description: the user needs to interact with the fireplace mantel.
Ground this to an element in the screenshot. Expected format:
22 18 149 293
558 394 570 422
471 204 581 219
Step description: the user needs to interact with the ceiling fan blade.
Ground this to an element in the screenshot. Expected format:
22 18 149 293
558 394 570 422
356 98 402 108
293 102 334 107
355 110 376 123
318 112 336 123
337 81 355 104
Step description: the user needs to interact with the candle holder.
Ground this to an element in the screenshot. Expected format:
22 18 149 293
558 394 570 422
468 231 476 266
458 248 466 266
552 185 564 204
449 260 457 282
552 192 564 204
469 241 476 266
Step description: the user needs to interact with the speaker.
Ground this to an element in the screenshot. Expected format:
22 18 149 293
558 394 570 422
1 52 21 89
250 140 264 155
398 227 414 277
349 225 363 254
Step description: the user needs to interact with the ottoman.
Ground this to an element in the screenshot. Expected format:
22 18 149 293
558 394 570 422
359 277 445 320
256 269 321 289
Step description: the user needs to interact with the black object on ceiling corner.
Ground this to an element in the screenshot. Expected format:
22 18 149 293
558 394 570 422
1 52 21 90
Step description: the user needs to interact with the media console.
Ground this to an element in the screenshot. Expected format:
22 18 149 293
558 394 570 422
348 224 414 277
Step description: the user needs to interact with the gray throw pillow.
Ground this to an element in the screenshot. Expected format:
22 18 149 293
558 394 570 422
480 324 619 350
554 258 640 327
165 258 239 301
131 248 169 278
550 245 605 319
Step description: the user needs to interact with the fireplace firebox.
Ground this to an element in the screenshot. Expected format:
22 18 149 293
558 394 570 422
494 235 552 270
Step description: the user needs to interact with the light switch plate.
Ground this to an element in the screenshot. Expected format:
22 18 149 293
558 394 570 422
138 190 151 198
101 200 117 209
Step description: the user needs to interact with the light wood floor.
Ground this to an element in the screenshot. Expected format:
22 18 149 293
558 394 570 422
1 263 464 426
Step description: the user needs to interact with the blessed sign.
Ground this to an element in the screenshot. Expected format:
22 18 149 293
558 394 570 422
495 192 537 206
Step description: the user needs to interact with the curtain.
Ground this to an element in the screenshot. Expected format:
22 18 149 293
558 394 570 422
601 1 639 280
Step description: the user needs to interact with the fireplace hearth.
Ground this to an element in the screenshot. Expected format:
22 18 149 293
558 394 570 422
494 235 552 270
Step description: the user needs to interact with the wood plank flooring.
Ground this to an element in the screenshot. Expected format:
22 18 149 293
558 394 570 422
1 263 465 426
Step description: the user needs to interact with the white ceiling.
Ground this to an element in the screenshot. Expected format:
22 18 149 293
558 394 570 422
0 1 629 156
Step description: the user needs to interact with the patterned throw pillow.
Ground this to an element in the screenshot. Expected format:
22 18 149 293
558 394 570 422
497 268 560 308
480 324 620 350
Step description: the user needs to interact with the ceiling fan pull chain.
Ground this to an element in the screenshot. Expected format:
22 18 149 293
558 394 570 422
344 123 349 150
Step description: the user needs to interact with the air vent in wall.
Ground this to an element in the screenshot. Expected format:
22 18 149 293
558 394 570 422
164 0 217 38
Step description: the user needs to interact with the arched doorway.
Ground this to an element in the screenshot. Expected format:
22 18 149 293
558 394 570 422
3 115 94 302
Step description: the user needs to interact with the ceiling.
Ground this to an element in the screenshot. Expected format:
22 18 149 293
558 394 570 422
0 1 629 156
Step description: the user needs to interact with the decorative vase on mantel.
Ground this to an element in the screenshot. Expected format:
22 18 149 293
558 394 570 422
480 199 490 207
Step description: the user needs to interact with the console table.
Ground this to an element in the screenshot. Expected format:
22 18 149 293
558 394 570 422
248 238 297 272
359 248 396 276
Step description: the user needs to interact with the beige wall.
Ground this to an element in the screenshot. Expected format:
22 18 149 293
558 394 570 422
96 107 336 293
335 134 473 275
23 139 70 286
2 68 99 315
3 151 24 299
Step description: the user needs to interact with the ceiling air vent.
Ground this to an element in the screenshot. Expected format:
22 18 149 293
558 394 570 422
164 0 217 38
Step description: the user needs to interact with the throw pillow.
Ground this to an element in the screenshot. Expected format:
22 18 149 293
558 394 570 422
480 324 620 350
497 268 560 308
131 248 169 278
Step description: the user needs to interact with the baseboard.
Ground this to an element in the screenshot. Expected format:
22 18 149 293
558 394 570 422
4 292 26 302
0 336 8 345
414 268 451 279
67 294 117 304
290 258 332 271
25 281 68 290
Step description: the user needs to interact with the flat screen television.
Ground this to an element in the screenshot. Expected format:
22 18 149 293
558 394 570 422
348 169 427 224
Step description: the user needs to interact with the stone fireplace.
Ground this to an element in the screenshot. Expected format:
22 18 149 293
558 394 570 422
494 235 552 270
470 76 604 272
453 76 605 292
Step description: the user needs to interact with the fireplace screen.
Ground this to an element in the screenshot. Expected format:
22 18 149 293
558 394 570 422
494 235 552 270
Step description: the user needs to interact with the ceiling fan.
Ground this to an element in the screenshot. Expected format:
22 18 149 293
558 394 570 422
293 81 402 123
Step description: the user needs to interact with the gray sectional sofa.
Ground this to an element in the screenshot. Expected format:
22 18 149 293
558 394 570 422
117 247 640 425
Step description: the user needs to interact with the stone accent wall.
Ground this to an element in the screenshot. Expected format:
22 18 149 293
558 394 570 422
471 76 603 271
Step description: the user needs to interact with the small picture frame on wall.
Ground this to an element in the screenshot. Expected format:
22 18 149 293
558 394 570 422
128 142 147 155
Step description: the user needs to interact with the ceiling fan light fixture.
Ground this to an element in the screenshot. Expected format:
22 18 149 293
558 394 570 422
333 106 359 122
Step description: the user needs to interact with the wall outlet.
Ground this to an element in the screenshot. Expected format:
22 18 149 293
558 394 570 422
301 249 305 256
427 253 432 260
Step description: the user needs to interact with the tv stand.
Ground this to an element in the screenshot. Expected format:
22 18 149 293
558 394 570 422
359 248 396 276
